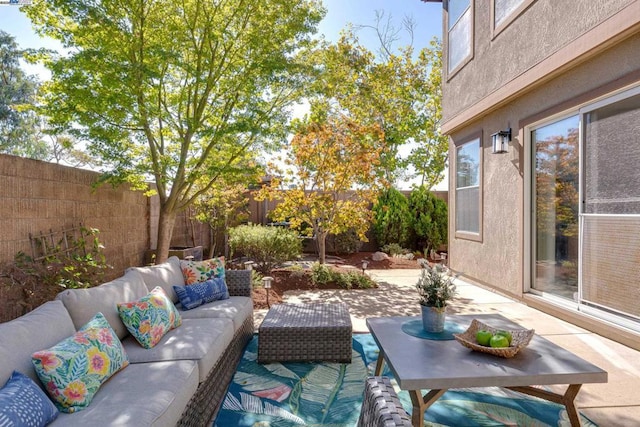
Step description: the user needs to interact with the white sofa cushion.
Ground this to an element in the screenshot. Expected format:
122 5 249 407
51 360 198 427
127 256 185 302
179 296 253 333
0 300 76 386
122 318 234 383
56 269 149 339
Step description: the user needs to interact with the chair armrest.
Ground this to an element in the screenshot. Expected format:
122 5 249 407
357 376 412 427
225 269 252 297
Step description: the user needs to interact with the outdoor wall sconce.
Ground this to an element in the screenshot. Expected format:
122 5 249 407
262 276 273 308
491 128 511 154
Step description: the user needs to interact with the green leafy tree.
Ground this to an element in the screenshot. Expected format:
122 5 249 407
305 17 447 188
372 187 412 248
26 0 324 262
0 31 46 159
408 185 447 253
192 155 262 259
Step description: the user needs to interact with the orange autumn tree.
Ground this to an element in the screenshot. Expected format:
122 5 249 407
257 115 386 264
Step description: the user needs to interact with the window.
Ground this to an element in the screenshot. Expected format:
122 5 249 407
455 136 481 236
447 0 473 75
492 0 534 35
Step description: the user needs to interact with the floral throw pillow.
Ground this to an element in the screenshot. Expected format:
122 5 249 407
31 312 129 413
180 257 225 285
173 277 230 310
0 370 59 426
117 286 182 349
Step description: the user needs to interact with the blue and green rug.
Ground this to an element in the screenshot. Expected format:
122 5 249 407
214 334 597 426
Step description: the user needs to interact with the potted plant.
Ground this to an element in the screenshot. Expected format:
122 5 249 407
415 262 456 333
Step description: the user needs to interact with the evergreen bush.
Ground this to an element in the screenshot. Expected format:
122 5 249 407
408 186 448 253
372 188 412 248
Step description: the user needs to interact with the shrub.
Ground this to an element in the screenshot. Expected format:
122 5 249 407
380 243 411 257
228 224 302 274
334 271 376 290
329 229 363 255
310 263 376 290
1 227 111 322
372 188 412 248
310 263 334 286
408 186 448 253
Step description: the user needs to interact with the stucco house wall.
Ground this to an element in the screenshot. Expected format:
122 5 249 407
439 0 640 349
448 31 640 297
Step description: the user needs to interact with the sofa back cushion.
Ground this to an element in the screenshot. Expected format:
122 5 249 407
0 300 76 387
56 269 148 340
126 256 185 302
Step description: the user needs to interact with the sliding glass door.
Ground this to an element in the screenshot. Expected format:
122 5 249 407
532 115 580 300
530 86 640 330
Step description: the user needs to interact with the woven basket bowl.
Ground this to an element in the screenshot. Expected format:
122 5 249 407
453 319 535 358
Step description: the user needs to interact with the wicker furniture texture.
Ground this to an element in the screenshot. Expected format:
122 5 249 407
357 376 412 427
258 302 353 363
177 269 254 426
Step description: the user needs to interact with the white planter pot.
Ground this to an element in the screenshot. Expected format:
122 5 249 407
421 305 446 333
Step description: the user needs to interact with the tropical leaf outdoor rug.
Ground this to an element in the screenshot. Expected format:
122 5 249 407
214 334 597 426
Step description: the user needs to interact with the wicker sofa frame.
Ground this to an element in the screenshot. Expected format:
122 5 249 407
357 376 412 427
177 269 254 426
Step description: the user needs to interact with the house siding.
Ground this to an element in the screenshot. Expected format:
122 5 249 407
442 0 640 349
443 0 638 130
448 29 640 299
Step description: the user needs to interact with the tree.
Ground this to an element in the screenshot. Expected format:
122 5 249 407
408 185 447 253
305 19 447 188
371 187 412 249
26 0 325 262
256 114 385 264
191 156 262 259
0 31 46 159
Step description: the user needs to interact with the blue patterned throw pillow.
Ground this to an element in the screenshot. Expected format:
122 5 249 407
173 278 229 310
0 371 59 426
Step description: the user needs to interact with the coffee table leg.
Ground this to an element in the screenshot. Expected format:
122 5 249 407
409 389 447 427
506 384 583 427
374 349 385 375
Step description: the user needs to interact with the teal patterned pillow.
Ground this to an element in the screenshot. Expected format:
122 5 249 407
180 257 225 284
31 312 129 413
173 277 230 310
117 286 182 349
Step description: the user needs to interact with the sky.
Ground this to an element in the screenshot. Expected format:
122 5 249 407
0 1 445 189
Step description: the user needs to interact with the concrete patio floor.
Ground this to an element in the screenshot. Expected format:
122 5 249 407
254 268 640 426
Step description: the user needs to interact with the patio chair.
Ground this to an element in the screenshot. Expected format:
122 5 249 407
357 376 412 427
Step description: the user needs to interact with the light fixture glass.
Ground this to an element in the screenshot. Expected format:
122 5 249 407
491 128 511 154
262 276 273 308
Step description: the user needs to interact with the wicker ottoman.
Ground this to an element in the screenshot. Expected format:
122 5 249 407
258 303 353 363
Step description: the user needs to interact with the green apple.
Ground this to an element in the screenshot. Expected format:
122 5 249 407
475 330 493 346
489 334 510 348
495 330 513 345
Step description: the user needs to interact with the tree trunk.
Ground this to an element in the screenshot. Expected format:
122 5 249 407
155 206 177 264
317 231 328 264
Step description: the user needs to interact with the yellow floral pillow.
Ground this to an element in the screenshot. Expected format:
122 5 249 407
31 312 129 413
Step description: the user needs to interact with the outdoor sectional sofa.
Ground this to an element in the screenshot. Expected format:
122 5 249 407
0 256 253 426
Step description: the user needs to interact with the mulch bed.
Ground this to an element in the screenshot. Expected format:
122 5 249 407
252 252 423 309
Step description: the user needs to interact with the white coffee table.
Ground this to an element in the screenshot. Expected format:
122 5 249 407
367 314 607 427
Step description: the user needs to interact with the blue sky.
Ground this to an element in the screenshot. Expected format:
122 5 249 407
0 1 443 78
